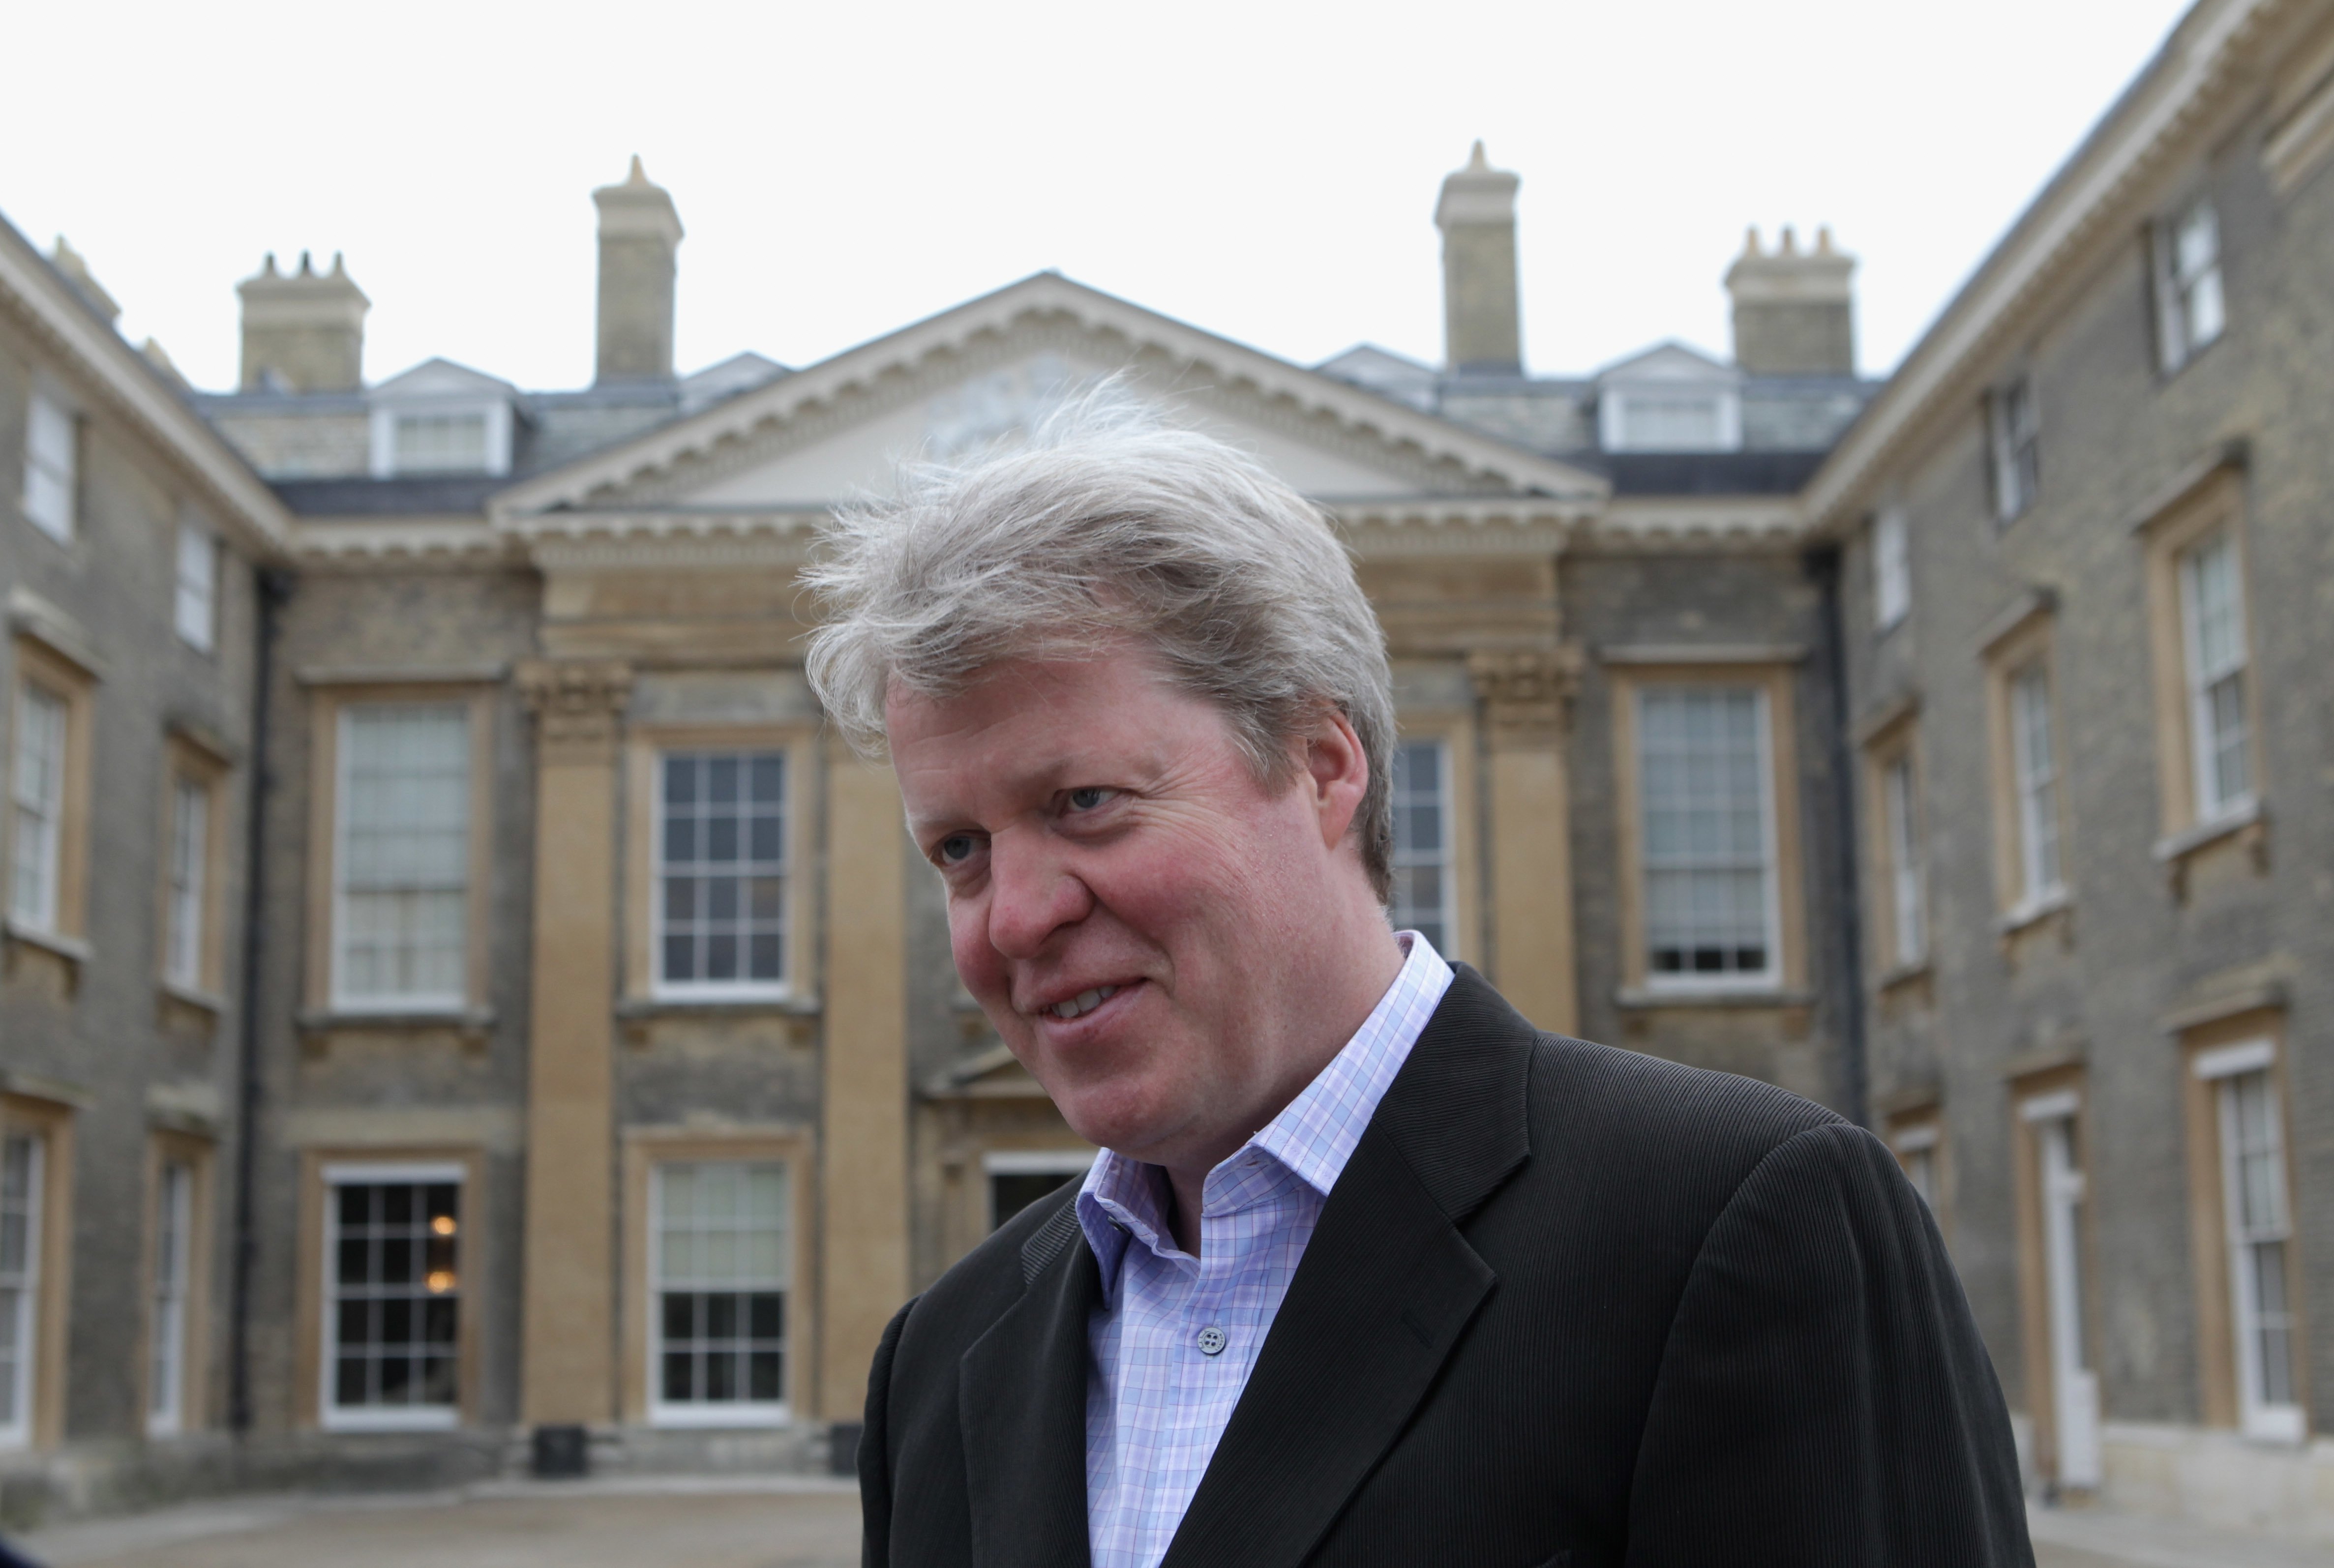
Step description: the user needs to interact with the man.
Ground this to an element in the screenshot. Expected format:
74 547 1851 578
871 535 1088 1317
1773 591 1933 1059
807 409 2032 1568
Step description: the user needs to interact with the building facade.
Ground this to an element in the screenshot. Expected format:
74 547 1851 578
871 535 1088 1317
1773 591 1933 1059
1814 0 2334 1530
0 0 2329 1537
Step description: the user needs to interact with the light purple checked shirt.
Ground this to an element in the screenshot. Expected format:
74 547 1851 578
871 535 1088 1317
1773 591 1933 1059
1073 931 1455 1568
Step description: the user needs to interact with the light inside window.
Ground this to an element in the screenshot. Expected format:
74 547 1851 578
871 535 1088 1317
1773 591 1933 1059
328 1179 460 1416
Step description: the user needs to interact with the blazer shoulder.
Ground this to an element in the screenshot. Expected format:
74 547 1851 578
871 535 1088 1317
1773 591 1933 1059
1521 1030 1845 1201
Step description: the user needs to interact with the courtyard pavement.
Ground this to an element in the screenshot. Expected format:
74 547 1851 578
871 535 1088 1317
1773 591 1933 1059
10 1477 2325 1567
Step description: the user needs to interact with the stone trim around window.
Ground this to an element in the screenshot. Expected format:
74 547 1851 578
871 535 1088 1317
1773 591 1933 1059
619 1126 816 1428
0 1092 76 1450
292 1145 486 1433
2136 460 2268 901
2175 1007 2310 1442
624 724 821 1008
299 681 498 1020
1605 659 1807 1001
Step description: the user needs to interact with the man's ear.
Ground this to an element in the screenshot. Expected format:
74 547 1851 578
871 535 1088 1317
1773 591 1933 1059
1301 708 1371 852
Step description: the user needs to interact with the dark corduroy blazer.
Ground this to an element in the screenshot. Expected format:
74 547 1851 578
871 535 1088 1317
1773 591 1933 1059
860 967 2033 1567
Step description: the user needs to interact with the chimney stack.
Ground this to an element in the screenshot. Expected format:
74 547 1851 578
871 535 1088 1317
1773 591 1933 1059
1436 141 1523 376
594 156 684 385
237 250 368 393
1725 225 1856 376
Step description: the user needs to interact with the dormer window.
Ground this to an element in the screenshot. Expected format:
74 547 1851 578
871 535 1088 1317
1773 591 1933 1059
1593 343 1744 453
366 358 519 478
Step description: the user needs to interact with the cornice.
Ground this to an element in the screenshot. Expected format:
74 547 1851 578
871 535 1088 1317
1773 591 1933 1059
0 221 293 556
487 272 1606 518
1804 0 2294 532
291 518 512 570
1581 496 1807 552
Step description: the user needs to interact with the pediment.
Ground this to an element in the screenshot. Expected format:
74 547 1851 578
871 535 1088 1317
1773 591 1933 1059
1595 340 1740 386
491 273 1606 525
372 356 516 402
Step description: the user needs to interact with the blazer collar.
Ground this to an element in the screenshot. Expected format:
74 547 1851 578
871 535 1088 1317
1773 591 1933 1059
958 966 1538 1568
1160 964 1536 1568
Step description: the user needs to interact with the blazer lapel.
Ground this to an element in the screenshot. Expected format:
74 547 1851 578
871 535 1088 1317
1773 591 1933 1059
959 1203 1102 1568
1158 967 1536 1568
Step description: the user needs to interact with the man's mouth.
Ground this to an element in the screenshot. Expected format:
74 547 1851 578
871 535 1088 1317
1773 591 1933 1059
1047 984 1120 1020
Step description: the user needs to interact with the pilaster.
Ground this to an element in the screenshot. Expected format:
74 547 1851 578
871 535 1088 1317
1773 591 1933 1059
515 658 632 1425
1468 646 1584 1035
819 748 911 1419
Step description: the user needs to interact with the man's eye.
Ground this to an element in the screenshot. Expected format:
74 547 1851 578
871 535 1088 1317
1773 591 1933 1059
937 834 978 864
1066 787 1113 811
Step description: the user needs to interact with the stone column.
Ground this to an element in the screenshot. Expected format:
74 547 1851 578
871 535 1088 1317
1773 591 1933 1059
818 749 911 1420
515 659 632 1427
1468 647 1583 1036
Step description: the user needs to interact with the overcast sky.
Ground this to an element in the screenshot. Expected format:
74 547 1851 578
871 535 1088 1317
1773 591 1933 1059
2 0 2193 395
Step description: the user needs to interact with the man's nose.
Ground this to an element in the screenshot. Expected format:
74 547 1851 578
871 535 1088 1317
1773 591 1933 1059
984 832 1093 959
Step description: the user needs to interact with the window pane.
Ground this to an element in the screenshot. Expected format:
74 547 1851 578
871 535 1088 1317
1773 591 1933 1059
1388 741 1450 952
657 751 787 991
1639 688 1772 980
175 525 218 651
22 394 75 541
654 1162 788 1412
393 413 489 474
9 687 67 931
326 1178 461 1413
336 707 471 1006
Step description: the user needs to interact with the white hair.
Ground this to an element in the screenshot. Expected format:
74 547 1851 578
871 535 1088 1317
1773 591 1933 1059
802 398 1398 896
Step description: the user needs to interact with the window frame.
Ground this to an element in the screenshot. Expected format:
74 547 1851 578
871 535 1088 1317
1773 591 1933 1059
146 1152 197 1437
0 1095 75 1452
2154 195 2227 374
1986 376 2040 525
625 726 816 1008
621 1129 812 1428
303 682 496 1020
7 683 67 936
309 1156 475 1434
157 735 231 998
2178 530 2252 822
1609 661 1805 1000
1388 737 1456 957
982 1148 1095 1234
1981 605 2069 929
20 385 77 545
1887 1109 1947 1235
646 1159 794 1428
7 637 96 949
2009 662 2063 906
2182 1022 2308 1446
1862 713 1927 978
2138 464 2265 861
651 747 791 1002
1873 504 1911 632
0 1128 45 1450
366 399 514 479
173 519 219 653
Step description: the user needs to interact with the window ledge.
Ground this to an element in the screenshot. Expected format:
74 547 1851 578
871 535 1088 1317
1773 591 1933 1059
618 994 820 1020
159 979 226 1017
1616 986 1812 1011
1992 889 2071 937
2 919 90 966
299 1007 495 1035
2152 800 2268 903
1875 959 1932 994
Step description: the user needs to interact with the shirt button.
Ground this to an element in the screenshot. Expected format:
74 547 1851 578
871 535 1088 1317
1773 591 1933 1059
1196 1325 1228 1357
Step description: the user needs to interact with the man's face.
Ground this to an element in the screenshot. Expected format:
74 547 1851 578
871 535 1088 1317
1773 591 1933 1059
889 645 1354 1171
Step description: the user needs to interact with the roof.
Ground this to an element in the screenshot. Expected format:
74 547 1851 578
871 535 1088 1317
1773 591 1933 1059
271 476 509 516
0 211 292 554
1585 449 1829 496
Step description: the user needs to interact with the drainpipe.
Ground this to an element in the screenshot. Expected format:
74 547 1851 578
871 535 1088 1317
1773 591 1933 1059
229 566 292 1435
1807 545 1870 1127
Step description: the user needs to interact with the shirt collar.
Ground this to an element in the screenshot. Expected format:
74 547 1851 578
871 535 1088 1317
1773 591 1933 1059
1074 931 1455 1293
